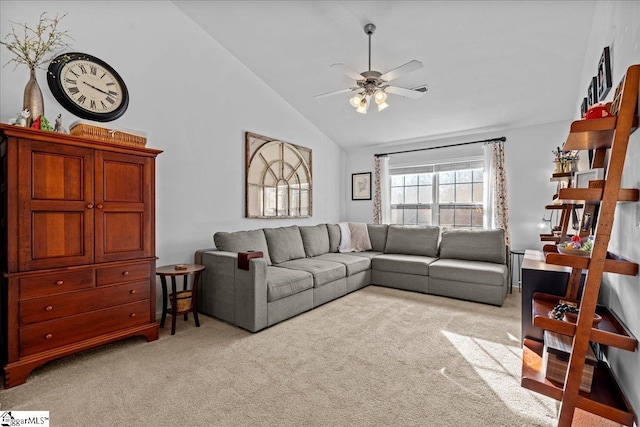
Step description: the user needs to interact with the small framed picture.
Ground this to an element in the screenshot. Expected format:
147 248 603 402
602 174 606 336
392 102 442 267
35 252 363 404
352 172 372 200
597 46 612 101
580 97 588 118
587 76 597 106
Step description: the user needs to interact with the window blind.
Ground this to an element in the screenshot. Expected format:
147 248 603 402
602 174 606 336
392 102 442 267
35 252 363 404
390 159 483 175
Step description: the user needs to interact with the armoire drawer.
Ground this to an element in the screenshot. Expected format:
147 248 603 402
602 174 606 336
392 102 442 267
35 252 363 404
19 280 150 325
96 262 150 286
20 300 150 357
20 270 95 300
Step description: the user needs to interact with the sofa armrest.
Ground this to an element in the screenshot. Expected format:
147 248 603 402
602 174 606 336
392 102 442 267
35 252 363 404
198 249 268 332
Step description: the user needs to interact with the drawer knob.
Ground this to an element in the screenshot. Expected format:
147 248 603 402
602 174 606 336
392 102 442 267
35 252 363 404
45 333 53 340
45 305 53 312
122 271 129 276
56 280 64 286
86 203 94 209
97 204 104 209
130 290 137 295
130 313 136 318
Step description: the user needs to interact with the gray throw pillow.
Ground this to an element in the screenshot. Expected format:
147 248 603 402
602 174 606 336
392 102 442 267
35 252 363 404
213 229 272 265
325 224 341 253
384 225 439 257
367 224 388 252
299 224 330 257
263 226 306 264
439 229 506 264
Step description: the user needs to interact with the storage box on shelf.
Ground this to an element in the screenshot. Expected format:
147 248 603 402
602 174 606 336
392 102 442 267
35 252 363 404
543 331 597 393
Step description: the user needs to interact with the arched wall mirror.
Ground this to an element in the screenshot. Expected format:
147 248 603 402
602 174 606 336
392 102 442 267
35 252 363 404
245 132 312 218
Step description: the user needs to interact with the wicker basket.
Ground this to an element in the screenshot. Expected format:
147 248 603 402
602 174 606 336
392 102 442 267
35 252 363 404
70 123 147 147
170 291 192 313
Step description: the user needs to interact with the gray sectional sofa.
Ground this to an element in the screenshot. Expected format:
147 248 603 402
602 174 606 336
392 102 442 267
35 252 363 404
194 224 508 332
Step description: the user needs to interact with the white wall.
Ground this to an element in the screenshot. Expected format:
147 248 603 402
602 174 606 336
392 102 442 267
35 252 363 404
0 1 345 314
0 1 345 258
577 0 640 417
345 120 570 252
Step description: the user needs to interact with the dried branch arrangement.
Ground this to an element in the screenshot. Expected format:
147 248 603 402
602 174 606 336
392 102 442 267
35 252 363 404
0 12 72 70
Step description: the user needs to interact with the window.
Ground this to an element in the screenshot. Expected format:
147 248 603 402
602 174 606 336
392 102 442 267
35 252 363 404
389 159 484 228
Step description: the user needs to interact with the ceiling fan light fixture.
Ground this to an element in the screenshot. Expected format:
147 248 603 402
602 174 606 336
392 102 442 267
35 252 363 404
349 93 364 108
355 98 367 114
374 89 387 103
377 101 389 112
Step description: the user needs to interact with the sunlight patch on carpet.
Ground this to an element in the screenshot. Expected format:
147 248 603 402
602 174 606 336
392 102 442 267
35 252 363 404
442 330 557 426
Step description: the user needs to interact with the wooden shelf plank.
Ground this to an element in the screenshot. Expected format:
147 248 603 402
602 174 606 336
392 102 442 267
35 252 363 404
558 187 639 203
531 293 638 351
563 116 639 150
544 251 638 276
540 234 560 243
544 203 584 210
551 172 573 182
521 339 636 426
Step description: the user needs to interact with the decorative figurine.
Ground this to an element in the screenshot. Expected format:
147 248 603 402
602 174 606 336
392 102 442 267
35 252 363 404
40 115 53 131
30 115 42 129
54 114 68 133
8 109 30 127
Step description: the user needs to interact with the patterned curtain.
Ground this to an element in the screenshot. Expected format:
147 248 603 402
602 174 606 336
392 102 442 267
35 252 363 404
373 155 389 224
483 141 510 245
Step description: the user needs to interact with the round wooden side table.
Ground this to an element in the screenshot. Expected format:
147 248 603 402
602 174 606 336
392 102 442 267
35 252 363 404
156 264 205 335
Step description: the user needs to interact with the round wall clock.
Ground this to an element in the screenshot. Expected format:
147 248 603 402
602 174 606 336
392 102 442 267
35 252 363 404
47 52 129 122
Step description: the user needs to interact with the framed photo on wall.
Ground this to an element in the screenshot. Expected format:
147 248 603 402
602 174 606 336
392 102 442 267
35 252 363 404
580 97 588 118
597 46 612 101
587 76 597 106
352 172 372 200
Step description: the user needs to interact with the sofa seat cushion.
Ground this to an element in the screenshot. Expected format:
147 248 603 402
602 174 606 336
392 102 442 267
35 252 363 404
428 259 507 287
372 254 437 276
343 251 383 260
277 258 346 287
314 253 370 276
266 266 313 302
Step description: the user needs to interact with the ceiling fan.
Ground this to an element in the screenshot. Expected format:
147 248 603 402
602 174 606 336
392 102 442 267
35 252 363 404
314 23 428 113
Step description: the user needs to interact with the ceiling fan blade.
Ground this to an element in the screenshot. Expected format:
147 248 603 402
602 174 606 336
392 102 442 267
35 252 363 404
385 85 425 99
331 63 364 81
380 60 423 82
313 87 358 99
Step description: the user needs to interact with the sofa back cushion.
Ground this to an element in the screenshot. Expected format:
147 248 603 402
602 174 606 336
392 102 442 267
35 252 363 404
384 225 439 257
213 229 272 265
263 226 306 264
299 224 330 257
438 228 506 264
367 224 388 252
326 224 341 253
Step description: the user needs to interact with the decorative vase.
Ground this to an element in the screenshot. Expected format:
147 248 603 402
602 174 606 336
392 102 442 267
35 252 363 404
554 161 563 173
23 67 44 127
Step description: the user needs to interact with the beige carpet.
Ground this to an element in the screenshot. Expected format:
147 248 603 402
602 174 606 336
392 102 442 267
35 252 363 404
1 286 562 426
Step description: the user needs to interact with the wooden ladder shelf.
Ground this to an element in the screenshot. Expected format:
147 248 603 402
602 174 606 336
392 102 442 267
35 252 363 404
522 64 640 426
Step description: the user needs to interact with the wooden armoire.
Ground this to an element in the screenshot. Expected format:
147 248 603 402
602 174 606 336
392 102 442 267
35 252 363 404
0 124 161 387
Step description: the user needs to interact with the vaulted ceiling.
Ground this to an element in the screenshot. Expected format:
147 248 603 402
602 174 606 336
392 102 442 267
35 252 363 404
173 1 596 150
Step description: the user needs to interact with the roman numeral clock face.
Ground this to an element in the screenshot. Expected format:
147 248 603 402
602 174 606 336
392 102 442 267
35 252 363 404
48 52 129 122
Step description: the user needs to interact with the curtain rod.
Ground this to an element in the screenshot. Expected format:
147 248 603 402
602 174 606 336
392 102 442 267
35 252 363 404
374 137 506 158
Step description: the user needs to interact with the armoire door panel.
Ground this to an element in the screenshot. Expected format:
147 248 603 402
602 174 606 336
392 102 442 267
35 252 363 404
31 211 84 258
103 161 143 202
18 140 94 271
31 151 84 200
94 151 152 262
102 212 144 254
